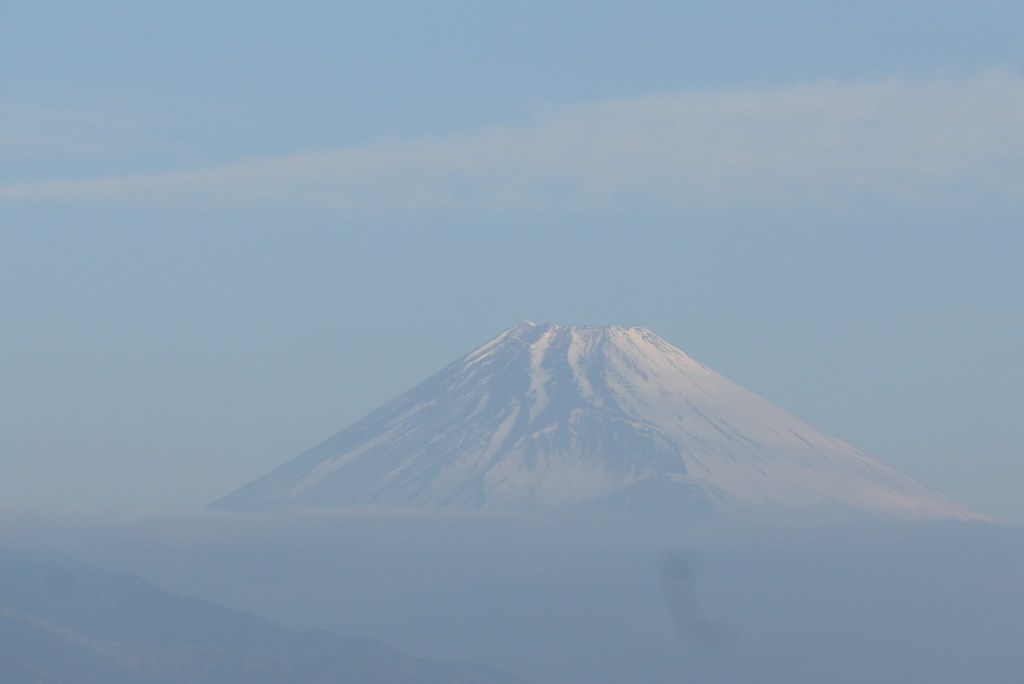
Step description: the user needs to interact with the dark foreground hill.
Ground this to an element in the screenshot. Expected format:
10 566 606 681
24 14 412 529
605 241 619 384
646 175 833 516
0 550 527 684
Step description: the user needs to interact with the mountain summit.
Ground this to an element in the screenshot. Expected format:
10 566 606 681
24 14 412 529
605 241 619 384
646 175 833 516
214 322 988 520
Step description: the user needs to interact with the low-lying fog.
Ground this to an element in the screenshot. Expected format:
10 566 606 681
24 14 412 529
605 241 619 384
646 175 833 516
2 506 1021 684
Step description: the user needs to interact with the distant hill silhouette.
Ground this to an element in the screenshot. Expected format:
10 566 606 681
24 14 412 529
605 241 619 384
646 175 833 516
0 550 528 684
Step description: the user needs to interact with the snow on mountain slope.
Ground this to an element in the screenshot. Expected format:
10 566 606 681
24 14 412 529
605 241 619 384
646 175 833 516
212 322 991 520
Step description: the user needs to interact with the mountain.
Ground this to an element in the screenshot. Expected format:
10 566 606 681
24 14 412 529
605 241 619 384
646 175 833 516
213 322 990 520
0 550 528 684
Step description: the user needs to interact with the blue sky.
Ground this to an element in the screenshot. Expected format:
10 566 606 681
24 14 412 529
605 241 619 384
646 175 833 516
2 1 1023 521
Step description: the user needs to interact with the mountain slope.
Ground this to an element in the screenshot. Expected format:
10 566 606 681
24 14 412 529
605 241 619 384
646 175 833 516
213 322 989 520
0 550 528 684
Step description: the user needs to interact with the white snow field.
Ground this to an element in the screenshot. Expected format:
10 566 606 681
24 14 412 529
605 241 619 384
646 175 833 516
213 322 991 520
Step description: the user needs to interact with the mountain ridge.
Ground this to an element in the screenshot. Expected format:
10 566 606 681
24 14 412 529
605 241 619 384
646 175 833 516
0 549 530 684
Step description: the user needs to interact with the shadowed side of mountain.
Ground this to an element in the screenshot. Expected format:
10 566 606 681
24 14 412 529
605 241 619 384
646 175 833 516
0 550 530 684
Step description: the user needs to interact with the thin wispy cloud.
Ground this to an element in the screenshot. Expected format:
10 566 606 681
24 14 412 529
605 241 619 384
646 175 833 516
3 73 1023 211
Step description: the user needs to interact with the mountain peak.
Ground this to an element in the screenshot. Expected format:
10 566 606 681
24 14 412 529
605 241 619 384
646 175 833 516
213 322 992 521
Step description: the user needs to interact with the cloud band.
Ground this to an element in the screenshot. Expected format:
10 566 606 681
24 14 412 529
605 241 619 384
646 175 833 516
3 73 1023 211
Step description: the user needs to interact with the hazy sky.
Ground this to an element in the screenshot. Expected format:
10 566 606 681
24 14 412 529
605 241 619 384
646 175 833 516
2 1 1023 521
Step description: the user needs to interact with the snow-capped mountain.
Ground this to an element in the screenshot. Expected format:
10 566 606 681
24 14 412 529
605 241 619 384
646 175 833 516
213 322 990 520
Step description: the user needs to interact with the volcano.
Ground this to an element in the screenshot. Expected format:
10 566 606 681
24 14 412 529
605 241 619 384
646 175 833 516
213 322 989 520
